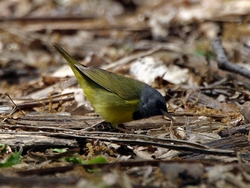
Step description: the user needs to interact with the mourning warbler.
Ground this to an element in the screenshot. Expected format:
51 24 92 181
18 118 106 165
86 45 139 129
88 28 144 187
54 44 172 126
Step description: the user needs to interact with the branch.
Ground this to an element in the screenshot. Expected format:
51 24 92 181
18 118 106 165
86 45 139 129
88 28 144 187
212 37 250 79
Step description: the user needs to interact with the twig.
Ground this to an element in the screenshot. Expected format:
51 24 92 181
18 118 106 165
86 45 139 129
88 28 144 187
1 94 22 123
212 37 250 79
0 131 239 156
102 46 162 71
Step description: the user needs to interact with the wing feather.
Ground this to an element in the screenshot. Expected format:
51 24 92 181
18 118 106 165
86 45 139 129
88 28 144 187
75 64 145 101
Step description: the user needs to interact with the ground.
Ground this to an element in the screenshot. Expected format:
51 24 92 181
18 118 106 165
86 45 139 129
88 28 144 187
1 0 250 187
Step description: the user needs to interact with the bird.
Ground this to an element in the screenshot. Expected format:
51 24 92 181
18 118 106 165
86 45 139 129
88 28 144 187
54 43 172 128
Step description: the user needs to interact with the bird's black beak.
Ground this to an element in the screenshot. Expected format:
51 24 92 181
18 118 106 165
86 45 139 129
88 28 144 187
161 109 174 121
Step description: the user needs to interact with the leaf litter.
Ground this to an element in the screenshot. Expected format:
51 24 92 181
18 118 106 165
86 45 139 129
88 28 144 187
1 0 250 187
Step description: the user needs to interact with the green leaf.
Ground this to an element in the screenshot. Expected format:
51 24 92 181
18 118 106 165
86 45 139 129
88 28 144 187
195 49 215 59
64 156 85 165
86 156 108 173
51 148 67 153
0 148 22 168
87 156 108 165
0 144 8 153
64 155 108 172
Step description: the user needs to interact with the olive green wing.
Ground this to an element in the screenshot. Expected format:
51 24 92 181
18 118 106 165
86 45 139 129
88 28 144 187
54 43 145 101
75 64 145 101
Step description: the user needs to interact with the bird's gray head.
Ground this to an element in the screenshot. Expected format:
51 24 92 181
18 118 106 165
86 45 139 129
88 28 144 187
132 84 170 120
